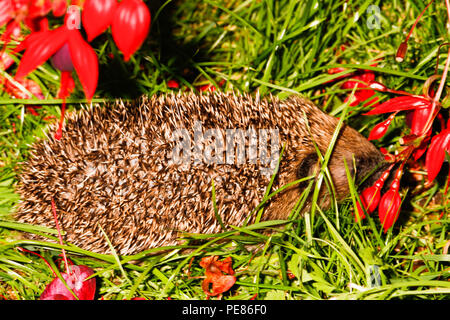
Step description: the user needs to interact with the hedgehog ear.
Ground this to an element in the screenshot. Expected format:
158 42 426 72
296 152 319 181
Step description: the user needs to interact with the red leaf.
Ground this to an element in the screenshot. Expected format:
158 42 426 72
365 96 431 115
15 28 68 78
40 265 96 300
83 0 118 41
111 0 151 61
425 129 450 182
200 256 236 297
68 30 99 100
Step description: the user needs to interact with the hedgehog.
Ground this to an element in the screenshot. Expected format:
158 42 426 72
15 92 386 255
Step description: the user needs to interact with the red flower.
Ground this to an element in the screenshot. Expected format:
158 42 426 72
354 165 392 221
341 70 379 107
378 189 402 233
0 0 59 43
111 0 151 61
40 265 96 300
378 169 403 232
82 0 118 41
167 79 180 89
3 77 44 99
425 128 450 182
406 103 434 136
368 112 397 140
15 12 99 100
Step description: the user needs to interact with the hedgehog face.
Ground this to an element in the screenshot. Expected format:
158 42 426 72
294 123 387 204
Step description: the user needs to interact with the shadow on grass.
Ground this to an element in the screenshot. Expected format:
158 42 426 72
95 0 216 99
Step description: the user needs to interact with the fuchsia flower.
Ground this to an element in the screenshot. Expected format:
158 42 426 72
0 0 65 44
111 0 151 61
365 95 432 116
82 0 118 41
368 112 397 141
82 0 151 61
364 95 434 141
15 12 99 100
355 165 392 221
40 265 96 300
425 128 450 182
341 70 379 107
378 169 403 232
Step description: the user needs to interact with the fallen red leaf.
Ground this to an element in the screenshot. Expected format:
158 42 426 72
200 256 236 297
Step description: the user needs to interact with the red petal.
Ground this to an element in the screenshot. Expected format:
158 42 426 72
361 185 381 213
0 0 13 27
361 70 375 82
15 28 68 78
200 256 236 297
24 16 49 32
206 275 236 296
40 265 96 300
111 0 151 61
68 31 99 100
425 130 450 182
82 0 118 41
52 0 67 17
28 0 52 19
365 96 431 115
409 104 433 135
167 79 180 88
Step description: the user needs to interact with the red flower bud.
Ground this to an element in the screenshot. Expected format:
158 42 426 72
378 168 402 232
368 81 388 92
361 185 381 214
396 41 408 63
354 164 393 221
378 189 401 233
368 113 396 141
355 186 380 221
82 0 118 41
408 104 434 136
425 128 450 182
111 0 151 61
167 79 180 88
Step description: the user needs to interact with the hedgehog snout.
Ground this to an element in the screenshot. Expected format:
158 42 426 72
295 146 387 202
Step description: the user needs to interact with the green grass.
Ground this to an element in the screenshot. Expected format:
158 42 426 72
0 0 449 300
